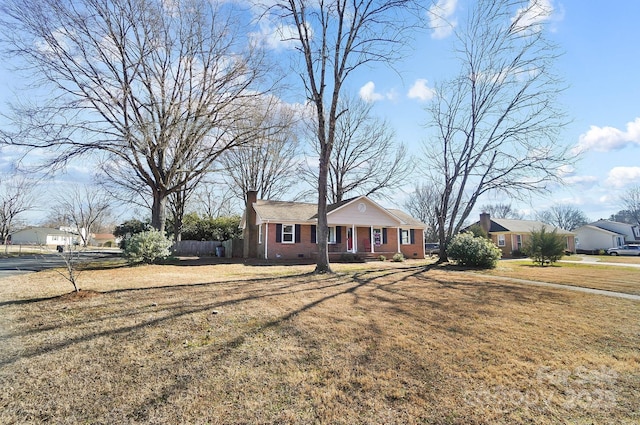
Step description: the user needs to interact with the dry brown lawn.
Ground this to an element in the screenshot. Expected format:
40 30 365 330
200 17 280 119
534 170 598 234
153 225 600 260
0 259 638 424
481 258 640 295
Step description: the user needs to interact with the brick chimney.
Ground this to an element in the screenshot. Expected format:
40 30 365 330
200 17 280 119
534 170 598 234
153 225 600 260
479 212 491 234
243 190 259 258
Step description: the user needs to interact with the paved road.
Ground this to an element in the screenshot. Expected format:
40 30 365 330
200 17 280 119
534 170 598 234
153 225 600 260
0 251 120 278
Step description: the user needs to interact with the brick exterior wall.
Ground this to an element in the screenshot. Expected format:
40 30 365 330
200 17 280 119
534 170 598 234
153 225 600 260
257 223 425 260
491 233 576 258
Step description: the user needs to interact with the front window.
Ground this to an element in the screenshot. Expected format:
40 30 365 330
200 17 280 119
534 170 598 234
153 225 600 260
373 228 382 246
401 229 410 245
327 227 336 244
282 225 294 243
515 234 522 250
498 234 505 247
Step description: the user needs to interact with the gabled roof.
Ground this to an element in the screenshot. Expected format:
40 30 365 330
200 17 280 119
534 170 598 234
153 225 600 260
488 218 574 235
573 224 625 236
11 227 74 236
387 209 426 227
253 200 317 223
251 196 426 227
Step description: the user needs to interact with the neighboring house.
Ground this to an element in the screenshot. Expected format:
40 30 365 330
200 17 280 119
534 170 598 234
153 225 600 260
573 220 640 252
472 213 576 258
242 191 427 261
9 227 77 247
89 233 118 247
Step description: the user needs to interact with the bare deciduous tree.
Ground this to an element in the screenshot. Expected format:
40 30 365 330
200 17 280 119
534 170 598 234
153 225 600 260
301 95 413 204
404 184 439 242
621 184 640 226
0 174 37 250
480 203 523 220
424 0 570 261
535 205 589 231
192 182 237 219
0 0 280 232
266 0 420 273
221 103 301 202
50 185 112 246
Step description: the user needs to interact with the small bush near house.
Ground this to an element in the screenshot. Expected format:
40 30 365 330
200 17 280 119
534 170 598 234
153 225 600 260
511 249 526 258
392 253 404 262
114 219 151 249
523 226 566 266
123 230 172 264
338 253 364 263
448 232 502 268
378 255 387 262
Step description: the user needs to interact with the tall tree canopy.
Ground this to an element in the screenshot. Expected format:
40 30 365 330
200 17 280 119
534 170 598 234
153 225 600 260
536 205 589 231
301 95 413 204
265 0 420 272
0 0 280 231
424 0 570 261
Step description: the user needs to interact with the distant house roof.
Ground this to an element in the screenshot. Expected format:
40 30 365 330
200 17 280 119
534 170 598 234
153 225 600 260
92 233 116 240
11 227 74 236
484 218 574 235
573 224 625 236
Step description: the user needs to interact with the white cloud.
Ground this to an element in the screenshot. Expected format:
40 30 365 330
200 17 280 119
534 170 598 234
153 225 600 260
249 19 302 51
573 118 640 154
512 0 554 33
563 175 599 186
407 79 436 102
358 81 396 103
604 166 640 188
428 0 458 39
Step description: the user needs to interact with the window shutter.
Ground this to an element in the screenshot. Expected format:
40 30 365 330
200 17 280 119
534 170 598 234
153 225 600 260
410 229 415 244
336 226 342 243
295 224 301 243
311 225 317 243
382 228 387 244
276 224 282 243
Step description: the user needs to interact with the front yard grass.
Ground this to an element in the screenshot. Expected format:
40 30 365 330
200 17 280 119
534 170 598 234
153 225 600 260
0 260 638 424
482 258 640 296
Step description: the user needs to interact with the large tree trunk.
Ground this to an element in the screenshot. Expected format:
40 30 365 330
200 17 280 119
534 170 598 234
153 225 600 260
315 153 332 273
151 191 168 233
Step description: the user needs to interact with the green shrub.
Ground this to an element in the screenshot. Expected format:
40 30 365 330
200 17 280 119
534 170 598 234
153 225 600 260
523 226 566 266
392 252 404 262
448 232 502 268
338 253 364 263
378 255 387 261
114 219 151 249
123 230 172 264
511 249 525 258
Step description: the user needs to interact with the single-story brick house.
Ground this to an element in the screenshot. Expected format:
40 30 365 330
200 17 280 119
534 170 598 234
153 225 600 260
242 192 427 261
473 213 576 258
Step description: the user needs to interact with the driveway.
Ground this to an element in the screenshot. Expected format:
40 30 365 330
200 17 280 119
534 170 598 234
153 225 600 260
0 251 120 278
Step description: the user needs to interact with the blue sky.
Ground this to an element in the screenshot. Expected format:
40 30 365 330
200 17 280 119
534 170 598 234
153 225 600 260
1 0 639 224
341 0 640 221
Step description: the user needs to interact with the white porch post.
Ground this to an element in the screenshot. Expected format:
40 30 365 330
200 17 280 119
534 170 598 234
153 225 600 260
397 228 401 254
351 224 356 253
370 226 374 253
265 221 269 260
